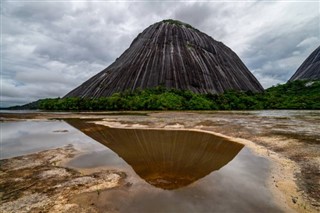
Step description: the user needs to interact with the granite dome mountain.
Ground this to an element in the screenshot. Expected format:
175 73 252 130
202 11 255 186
289 46 320 81
65 20 263 98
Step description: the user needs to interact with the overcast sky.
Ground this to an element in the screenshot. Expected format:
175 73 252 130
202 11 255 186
1 0 319 107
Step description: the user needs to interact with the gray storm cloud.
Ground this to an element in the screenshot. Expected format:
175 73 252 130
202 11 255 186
1 1 319 107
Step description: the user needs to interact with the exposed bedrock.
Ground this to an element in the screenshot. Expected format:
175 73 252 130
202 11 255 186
65 20 264 98
289 46 320 81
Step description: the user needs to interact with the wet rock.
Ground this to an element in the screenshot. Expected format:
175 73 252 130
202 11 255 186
39 168 71 179
0 146 126 213
292 196 298 204
0 193 50 213
53 130 69 133
125 182 133 187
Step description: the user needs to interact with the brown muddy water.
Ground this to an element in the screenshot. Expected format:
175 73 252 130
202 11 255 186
1 119 283 212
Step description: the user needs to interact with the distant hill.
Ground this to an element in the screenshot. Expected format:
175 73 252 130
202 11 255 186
65 19 263 98
289 46 320 81
2 100 40 110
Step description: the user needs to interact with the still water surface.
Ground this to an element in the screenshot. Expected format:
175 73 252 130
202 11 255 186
1 120 282 212
66 119 244 190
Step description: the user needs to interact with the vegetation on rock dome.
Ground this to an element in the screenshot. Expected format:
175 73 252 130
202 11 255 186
161 19 196 30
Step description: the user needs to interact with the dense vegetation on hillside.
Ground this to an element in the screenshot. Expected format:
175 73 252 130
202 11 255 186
34 80 320 111
5 100 40 110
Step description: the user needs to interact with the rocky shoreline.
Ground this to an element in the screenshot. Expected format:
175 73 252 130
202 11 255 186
0 145 127 213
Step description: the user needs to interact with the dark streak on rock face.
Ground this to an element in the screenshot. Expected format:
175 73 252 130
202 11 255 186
289 46 320 81
65 20 264 98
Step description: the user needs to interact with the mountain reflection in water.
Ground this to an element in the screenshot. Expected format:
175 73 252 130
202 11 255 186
65 119 244 190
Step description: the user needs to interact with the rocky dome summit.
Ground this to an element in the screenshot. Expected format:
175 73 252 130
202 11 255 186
65 19 264 98
289 46 320 81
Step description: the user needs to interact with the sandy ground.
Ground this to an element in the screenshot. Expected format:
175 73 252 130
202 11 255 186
1 111 319 212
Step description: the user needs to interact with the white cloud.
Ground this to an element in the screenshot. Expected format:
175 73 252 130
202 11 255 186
297 37 319 49
1 1 319 107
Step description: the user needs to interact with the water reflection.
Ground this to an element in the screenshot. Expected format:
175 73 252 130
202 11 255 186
65 119 244 190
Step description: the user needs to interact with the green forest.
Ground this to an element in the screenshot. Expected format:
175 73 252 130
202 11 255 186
33 80 320 110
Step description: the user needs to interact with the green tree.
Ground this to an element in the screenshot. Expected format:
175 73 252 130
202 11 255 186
187 96 212 110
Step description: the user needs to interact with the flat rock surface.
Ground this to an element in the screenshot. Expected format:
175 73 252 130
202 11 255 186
0 145 126 213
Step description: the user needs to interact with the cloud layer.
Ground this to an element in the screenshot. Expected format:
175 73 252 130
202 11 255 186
1 1 319 107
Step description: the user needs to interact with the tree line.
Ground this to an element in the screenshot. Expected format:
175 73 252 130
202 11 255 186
37 80 320 111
